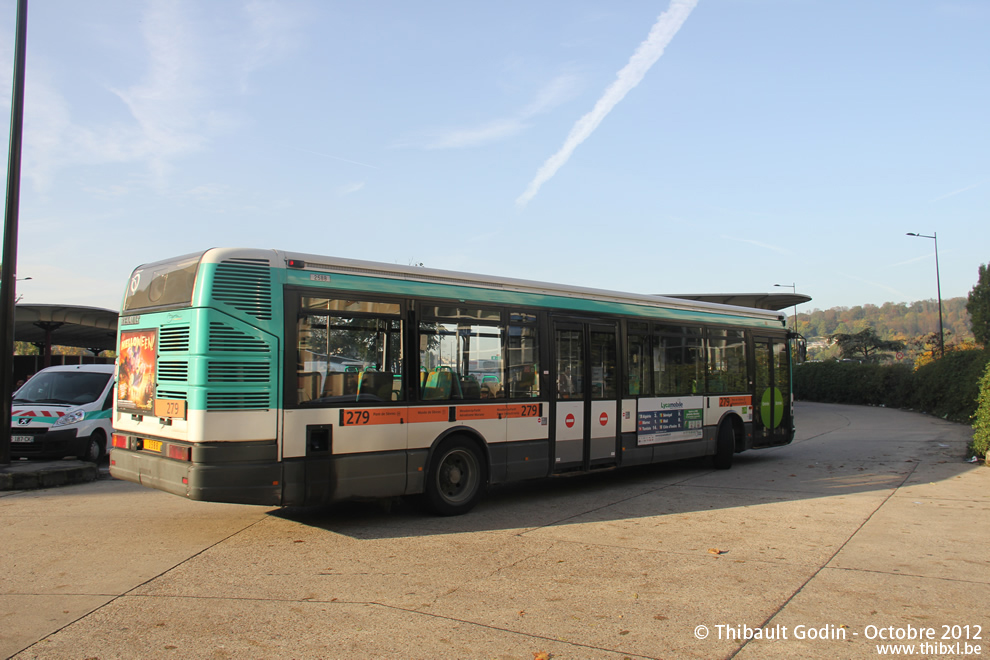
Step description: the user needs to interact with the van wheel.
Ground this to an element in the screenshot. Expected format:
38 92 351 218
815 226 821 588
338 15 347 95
424 436 486 516
79 431 105 463
713 421 734 470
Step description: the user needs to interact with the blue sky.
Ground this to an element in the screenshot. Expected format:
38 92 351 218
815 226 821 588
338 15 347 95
1 0 988 314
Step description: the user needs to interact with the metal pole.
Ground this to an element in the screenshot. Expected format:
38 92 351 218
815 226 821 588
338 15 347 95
934 232 944 358
774 283 797 330
906 232 944 359
1 0 28 466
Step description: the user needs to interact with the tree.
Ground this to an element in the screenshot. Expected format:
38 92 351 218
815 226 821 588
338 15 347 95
967 263 990 347
828 328 905 362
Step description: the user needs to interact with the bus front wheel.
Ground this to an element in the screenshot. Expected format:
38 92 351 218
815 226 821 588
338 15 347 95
424 436 486 516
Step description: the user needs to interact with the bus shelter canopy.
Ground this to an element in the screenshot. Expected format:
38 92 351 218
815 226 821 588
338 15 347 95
663 293 812 312
14 304 119 353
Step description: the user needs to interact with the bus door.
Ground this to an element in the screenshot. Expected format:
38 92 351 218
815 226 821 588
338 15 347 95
752 335 792 446
552 319 619 471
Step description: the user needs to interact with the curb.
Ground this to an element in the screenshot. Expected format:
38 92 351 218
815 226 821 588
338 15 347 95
0 462 100 491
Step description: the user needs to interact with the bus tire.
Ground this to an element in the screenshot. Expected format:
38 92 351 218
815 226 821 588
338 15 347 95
424 436 486 516
713 421 734 470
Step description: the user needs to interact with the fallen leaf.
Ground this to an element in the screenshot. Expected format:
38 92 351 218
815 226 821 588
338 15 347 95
654 614 669 621
533 652 551 660
708 548 726 555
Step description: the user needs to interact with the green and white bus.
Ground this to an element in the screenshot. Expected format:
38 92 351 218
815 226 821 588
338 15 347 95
110 248 794 515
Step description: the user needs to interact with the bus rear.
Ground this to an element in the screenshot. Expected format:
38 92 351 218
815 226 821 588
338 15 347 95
110 248 283 505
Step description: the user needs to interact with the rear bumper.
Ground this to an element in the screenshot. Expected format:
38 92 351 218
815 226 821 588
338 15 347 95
110 442 282 506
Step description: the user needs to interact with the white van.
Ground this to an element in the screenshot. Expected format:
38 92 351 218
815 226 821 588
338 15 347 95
10 364 115 462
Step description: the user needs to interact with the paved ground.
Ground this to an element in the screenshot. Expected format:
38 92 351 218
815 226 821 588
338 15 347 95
0 402 986 659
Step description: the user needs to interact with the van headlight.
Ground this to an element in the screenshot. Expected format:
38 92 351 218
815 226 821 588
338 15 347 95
53 410 86 428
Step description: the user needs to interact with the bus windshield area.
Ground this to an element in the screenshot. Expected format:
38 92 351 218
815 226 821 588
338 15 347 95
122 252 203 312
13 371 111 406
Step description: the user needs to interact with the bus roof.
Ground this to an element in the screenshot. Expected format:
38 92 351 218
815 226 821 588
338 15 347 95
187 247 787 325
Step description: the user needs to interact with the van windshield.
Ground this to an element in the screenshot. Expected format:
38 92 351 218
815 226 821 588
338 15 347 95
13 372 112 406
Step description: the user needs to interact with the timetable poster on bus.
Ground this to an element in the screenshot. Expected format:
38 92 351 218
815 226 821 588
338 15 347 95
637 397 704 445
117 328 157 413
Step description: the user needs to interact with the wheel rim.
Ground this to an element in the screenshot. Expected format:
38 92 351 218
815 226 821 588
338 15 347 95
436 448 480 504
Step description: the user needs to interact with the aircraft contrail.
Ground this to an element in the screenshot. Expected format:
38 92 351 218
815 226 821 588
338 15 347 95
516 0 699 207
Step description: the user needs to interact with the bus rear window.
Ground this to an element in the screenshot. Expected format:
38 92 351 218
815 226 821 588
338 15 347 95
123 253 203 312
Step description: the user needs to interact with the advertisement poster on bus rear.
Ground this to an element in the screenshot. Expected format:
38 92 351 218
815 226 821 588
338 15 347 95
637 396 704 445
118 329 157 413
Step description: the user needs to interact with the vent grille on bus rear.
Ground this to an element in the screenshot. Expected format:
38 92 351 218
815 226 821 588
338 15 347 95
207 362 271 383
212 258 273 321
158 361 189 382
155 389 187 401
208 322 270 352
206 393 270 410
159 326 190 352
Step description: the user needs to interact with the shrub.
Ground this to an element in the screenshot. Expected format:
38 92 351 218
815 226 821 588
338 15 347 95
912 349 990 422
794 361 913 408
972 360 990 459
795 350 990 425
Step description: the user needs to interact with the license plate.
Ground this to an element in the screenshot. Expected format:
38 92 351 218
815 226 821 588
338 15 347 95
154 398 187 419
11 435 32 443
143 439 163 453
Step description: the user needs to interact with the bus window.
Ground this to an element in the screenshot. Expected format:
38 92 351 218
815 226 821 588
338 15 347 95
626 322 650 396
706 329 747 393
296 297 403 405
654 325 704 395
507 324 539 398
555 330 583 399
419 316 504 401
590 330 617 400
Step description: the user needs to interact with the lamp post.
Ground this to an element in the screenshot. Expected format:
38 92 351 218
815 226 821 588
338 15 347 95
774 283 798 331
906 232 944 358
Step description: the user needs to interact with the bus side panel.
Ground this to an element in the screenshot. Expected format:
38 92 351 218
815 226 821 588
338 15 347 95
504 439 551 481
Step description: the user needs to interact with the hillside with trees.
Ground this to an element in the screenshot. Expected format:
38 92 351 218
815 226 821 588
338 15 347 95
795 297 972 362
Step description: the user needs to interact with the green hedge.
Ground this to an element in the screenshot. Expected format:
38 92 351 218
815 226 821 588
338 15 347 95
973 361 990 459
794 349 990 426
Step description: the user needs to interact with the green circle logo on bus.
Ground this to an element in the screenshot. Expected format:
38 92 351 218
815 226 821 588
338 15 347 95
760 387 784 429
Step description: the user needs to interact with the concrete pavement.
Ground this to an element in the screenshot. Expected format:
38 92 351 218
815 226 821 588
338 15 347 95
0 402 986 659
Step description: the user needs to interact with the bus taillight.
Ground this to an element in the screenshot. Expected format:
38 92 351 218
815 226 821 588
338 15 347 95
167 444 191 462
111 434 128 449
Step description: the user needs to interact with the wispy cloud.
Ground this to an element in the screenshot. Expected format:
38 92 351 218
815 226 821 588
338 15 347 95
238 0 306 93
287 146 379 169
843 274 908 300
720 234 792 255
399 74 580 150
336 181 366 196
109 1 210 185
23 0 302 193
930 179 986 202
885 254 931 269
516 0 698 207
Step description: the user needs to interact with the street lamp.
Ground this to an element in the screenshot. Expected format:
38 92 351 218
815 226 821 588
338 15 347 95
906 232 944 358
14 275 30 303
774 283 798 331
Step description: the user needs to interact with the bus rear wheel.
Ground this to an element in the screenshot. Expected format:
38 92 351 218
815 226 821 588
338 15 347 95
424 436 486 516
713 421 734 470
